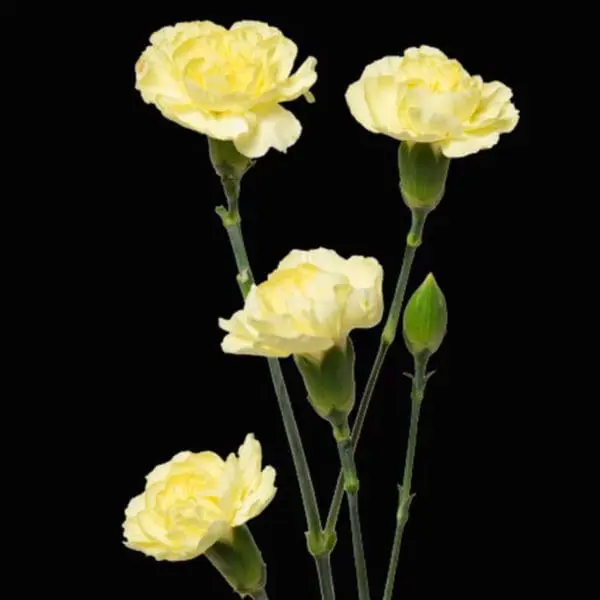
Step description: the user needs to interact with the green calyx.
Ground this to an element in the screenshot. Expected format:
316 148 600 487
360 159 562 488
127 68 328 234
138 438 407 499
208 138 254 181
294 339 356 423
205 524 266 598
403 273 448 357
398 141 450 211
306 528 338 557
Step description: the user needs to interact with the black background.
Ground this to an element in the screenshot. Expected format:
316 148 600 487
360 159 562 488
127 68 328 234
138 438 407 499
1 3 15 18
99 5 531 599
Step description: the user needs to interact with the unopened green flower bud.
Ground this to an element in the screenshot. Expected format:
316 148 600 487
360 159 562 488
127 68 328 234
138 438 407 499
208 138 253 181
403 273 448 356
294 340 356 427
398 142 450 211
205 524 266 598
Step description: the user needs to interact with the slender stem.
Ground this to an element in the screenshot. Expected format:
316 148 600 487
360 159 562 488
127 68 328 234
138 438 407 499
315 554 336 600
215 178 252 290
266 357 323 536
381 242 419 346
223 210 251 277
216 174 334 598
382 354 428 600
326 230 421 534
221 177 240 215
251 590 269 600
337 436 371 600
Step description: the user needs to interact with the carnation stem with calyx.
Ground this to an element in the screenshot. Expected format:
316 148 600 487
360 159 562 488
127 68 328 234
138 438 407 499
324 141 450 536
295 339 371 600
209 137 336 600
205 524 268 599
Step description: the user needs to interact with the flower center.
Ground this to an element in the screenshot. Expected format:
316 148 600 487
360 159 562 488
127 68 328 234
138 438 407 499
402 56 465 94
178 31 279 102
158 474 222 530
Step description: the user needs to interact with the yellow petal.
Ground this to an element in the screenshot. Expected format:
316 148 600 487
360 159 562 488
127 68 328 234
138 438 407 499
190 520 232 557
345 80 378 132
273 38 299 81
221 333 287 357
145 451 191 486
344 256 384 290
122 518 149 544
137 510 172 545
404 45 448 60
364 75 402 134
361 56 404 78
237 434 262 487
149 21 224 50
186 452 226 480
158 101 251 139
230 20 282 37
469 81 514 125
233 105 301 158
232 466 277 527
135 48 188 105
277 56 318 101
124 493 146 519
440 132 500 158
249 330 334 356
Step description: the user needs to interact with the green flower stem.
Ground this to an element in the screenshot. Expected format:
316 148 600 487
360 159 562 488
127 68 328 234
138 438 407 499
336 431 371 600
251 590 269 600
382 353 428 600
214 200 252 298
265 357 324 542
325 211 426 535
315 554 336 600
216 175 335 600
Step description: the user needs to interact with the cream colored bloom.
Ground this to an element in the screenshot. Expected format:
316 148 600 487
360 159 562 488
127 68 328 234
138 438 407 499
345 46 519 157
123 434 276 561
135 20 317 158
219 248 384 359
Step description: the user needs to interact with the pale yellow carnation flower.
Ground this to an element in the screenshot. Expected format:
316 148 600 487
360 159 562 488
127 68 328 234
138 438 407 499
135 20 317 158
123 434 276 561
346 46 519 157
219 248 383 360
